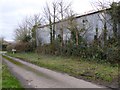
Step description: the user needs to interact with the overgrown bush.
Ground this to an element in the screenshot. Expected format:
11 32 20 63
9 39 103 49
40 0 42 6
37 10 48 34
14 42 33 52
107 46 119 64
36 35 119 65
6 44 15 52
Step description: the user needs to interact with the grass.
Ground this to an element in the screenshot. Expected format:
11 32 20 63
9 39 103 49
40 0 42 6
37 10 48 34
2 61 23 88
0 55 2 89
7 53 119 87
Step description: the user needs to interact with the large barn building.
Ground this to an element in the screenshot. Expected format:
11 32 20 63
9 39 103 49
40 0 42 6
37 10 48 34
36 8 114 46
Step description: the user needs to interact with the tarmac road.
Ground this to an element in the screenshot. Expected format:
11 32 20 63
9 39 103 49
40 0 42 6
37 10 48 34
3 55 109 89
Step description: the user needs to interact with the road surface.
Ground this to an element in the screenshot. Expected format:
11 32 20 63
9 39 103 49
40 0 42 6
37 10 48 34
3 55 108 89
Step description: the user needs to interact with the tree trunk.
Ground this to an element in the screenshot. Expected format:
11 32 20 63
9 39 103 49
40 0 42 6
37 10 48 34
113 20 117 39
103 22 107 47
60 28 64 47
76 31 79 46
60 6 64 47
50 24 53 44
53 9 56 41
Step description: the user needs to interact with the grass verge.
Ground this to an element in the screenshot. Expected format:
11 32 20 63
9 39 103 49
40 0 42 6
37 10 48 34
2 60 23 88
7 53 119 88
0 55 2 89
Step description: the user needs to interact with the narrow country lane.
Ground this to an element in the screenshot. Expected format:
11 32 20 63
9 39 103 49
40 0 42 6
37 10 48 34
3 55 109 89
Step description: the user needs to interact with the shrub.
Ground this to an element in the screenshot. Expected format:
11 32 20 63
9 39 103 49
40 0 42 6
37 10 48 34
6 44 15 52
14 42 32 52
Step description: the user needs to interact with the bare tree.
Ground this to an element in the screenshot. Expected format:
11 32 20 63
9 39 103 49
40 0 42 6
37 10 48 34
43 0 72 46
25 14 43 40
67 10 91 46
14 22 31 42
67 11 79 45
56 0 72 47
15 14 43 47
91 0 111 47
52 1 59 41
43 3 53 44
109 2 120 40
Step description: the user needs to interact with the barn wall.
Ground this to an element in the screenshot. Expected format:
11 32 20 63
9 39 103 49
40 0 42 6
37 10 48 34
36 10 113 46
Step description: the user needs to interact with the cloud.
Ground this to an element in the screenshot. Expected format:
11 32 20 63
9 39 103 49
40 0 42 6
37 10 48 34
0 0 47 41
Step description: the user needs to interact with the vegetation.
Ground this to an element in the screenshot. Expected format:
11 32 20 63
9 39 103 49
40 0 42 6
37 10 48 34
0 37 8 51
5 1 120 88
12 14 44 52
7 53 119 87
0 37 3 51
8 1 119 65
2 62 23 88
0 57 2 89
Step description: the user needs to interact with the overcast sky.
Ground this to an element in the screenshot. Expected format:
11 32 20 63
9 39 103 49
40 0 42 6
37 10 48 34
0 0 118 41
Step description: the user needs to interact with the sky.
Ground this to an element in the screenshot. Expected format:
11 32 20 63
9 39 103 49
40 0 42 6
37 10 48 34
0 0 118 42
